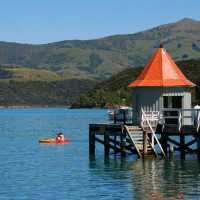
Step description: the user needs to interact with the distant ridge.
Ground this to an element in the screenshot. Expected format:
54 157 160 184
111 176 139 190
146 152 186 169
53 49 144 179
0 18 200 80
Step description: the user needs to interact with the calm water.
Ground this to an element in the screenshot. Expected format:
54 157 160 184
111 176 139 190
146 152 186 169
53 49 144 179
0 108 200 200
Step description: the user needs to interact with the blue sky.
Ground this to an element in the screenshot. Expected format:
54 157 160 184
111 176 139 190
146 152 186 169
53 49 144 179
0 0 199 44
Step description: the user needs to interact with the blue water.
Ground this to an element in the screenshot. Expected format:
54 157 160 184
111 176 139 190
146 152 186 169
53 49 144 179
0 108 200 200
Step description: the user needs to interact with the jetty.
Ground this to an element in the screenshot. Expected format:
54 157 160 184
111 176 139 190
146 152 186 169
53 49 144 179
89 45 200 159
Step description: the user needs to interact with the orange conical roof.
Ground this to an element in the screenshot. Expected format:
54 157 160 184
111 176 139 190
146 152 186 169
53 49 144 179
129 47 195 87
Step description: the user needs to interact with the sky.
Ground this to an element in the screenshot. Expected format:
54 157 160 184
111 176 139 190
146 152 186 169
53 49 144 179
0 0 200 44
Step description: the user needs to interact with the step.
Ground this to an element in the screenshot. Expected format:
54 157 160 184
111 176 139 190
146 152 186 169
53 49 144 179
134 139 143 142
126 126 142 131
127 135 142 138
129 132 143 135
126 138 143 142
130 137 143 141
128 130 143 134
134 142 143 146
129 133 143 137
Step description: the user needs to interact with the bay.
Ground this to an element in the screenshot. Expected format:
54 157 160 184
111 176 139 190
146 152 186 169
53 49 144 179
0 108 199 200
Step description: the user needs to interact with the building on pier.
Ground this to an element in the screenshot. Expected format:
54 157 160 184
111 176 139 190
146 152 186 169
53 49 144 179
89 46 200 159
129 45 195 125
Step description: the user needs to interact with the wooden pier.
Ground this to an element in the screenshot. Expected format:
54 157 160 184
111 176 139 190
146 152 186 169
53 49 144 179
89 108 200 159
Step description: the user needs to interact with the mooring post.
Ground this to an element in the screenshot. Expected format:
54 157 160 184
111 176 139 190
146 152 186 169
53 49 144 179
143 131 148 156
89 127 95 156
180 134 185 159
169 144 174 159
104 131 110 157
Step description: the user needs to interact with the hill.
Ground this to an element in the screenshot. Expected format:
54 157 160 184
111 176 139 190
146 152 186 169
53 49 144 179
0 18 200 79
75 59 200 108
0 79 96 107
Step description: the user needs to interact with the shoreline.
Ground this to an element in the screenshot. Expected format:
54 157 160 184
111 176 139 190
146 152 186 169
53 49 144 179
0 105 70 109
0 105 108 109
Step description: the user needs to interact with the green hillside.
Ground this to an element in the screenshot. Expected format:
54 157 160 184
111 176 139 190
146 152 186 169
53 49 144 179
75 59 200 108
0 66 96 106
0 79 96 106
0 18 200 79
0 66 60 81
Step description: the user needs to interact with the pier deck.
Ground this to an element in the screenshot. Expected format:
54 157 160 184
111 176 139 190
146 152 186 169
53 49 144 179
89 109 200 159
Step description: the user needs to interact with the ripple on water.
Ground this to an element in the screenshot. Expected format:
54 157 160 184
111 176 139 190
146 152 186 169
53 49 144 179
0 109 200 200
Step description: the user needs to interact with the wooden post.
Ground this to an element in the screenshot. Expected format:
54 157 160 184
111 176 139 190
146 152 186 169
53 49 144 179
143 131 148 156
169 144 174 159
120 131 126 156
104 131 110 157
114 135 118 154
161 132 168 157
180 134 185 159
89 128 95 156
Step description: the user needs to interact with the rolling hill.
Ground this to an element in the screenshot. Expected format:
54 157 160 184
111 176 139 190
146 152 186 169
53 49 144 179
0 18 200 80
1 18 200 106
0 66 97 106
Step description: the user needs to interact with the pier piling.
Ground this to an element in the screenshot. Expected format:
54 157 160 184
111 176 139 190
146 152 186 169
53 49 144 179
104 131 110 157
89 127 95 156
180 134 185 159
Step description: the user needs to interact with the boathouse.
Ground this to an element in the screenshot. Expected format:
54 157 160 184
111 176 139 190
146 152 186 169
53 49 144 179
129 46 195 125
89 46 200 159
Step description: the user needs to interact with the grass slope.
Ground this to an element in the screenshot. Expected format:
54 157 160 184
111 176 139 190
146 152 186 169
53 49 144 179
0 79 96 106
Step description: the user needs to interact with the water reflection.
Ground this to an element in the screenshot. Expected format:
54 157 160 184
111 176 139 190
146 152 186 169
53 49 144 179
89 156 200 199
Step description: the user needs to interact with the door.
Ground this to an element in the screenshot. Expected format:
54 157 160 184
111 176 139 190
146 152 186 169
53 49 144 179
163 96 182 124
163 96 182 109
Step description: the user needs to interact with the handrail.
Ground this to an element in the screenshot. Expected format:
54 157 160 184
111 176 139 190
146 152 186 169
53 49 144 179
197 110 200 133
162 108 200 112
141 109 166 158
160 108 200 128
178 110 182 132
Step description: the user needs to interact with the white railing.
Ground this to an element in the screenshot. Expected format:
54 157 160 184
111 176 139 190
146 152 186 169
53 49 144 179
160 108 200 133
141 109 166 157
197 110 200 132
141 111 160 129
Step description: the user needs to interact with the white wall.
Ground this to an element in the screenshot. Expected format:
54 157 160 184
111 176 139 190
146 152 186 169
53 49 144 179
132 87 192 125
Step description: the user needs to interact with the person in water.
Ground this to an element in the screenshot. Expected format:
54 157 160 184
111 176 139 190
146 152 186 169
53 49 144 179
56 133 65 141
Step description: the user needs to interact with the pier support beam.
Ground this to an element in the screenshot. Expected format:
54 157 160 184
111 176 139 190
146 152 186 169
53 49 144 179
89 129 95 156
104 131 110 157
114 136 118 154
161 132 168 157
180 134 185 159
120 131 126 157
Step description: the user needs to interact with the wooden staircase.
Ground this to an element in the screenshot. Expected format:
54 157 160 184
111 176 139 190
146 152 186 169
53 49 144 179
124 125 157 158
